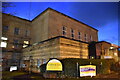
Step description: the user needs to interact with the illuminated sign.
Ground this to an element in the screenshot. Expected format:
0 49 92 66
10 66 17 72
80 65 96 77
46 59 62 71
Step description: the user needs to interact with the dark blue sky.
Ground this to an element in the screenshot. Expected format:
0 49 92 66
3 2 118 45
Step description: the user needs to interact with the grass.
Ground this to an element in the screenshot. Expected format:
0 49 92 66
2 71 27 80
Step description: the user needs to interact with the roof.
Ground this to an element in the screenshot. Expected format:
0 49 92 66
31 36 88 46
97 41 111 44
2 13 31 22
3 7 98 31
32 8 98 31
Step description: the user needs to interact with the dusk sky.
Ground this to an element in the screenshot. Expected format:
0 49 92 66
3 2 119 45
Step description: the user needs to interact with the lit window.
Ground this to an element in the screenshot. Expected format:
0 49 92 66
71 29 74 39
62 26 67 36
14 28 19 35
114 53 117 56
23 41 29 48
24 41 29 44
0 41 7 48
110 46 114 49
1 37 8 40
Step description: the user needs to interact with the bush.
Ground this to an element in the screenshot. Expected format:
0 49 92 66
40 58 115 77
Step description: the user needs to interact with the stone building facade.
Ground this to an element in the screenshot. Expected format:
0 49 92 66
1 8 119 71
89 41 119 62
22 36 88 72
31 8 98 44
2 13 31 70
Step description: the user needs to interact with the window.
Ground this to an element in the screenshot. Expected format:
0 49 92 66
0 41 7 48
43 59 47 64
13 40 19 48
90 35 92 41
25 30 30 37
3 26 8 32
71 29 74 39
78 32 81 40
37 59 41 67
84 34 87 41
0 37 8 48
62 26 66 36
23 41 29 48
14 28 19 35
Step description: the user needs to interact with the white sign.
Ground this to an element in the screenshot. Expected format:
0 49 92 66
80 65 96 77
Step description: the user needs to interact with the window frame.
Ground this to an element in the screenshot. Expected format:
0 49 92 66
78 32 81 40
84 34 87 41
62 26 67 36
71 29 74 39
14 27 20 35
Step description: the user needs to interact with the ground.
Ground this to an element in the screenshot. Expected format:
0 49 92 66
1 71 120 80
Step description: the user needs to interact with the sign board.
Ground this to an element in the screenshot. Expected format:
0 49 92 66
104 56 112 59
80 65 96 77
10 66 17 72
46 59 62 71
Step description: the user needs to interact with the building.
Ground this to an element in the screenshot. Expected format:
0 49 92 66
31 8 98 44
1 13 31 70
1 8 119 71
22 36 88 72
89 41 119 62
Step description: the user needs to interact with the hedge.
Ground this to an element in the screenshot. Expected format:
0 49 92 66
40 58 115 77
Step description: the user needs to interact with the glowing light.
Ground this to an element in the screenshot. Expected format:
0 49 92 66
24 41 29 44
23 45 28 48
0 42 7 48
104 56 112 59
1 37 8 40
10 66 17 72
114 53 117 56
46 59 62 71
110 46 114 49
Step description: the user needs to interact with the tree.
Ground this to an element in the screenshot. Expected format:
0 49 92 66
2 2 15 14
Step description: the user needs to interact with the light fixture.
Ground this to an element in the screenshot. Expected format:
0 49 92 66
0 42 7 48
110 46 114 49
114 53 117 56
24 41 29 44
1 37 8 40
23 45 28 48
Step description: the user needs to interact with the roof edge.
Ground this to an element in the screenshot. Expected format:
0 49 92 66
2 13 31 22
31 7 98 31
31 36 88 46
